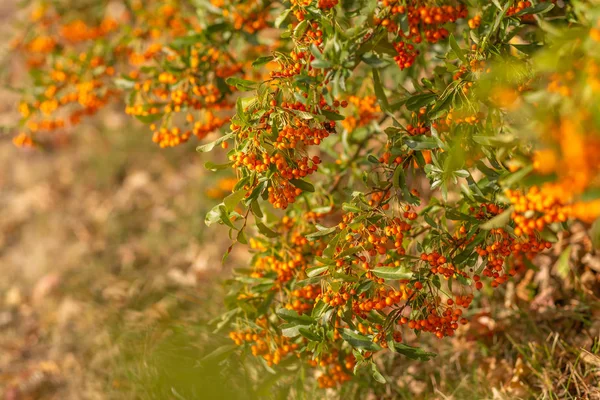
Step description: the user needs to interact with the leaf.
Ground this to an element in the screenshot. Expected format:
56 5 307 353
293 20 308 39
309 44 322 59
204 161 233 171
514 2 554 16
305 227 337 240
337 246 362 258
205 204 222 227
252 56 274 67
225 77 257 91
311 59 331 69
171 34 204 48
311 300 330 319
298 327 321 341
257 222 278 238
274 9 291 28
199 344 237 365
500 165 533 188
250 200 263 218
289 178 315 192
281 323 304 338
114 78 136 89
134 113 163 124
224 189 247 212
371 362 386 384
321 110 345 121
404 137 438 150
276 308 315 325
218 205 235 229
361 53 389 68
342 203 362 213
591 218 600 250
405 93 436 111
389 343 437 360
306 265 329 277
480 208 513 230
196 132 234 153
454 169 470 178
555 246 571 279
472 134 517 147
372 69 389 110
371 267 413 280
449 34 466 63
340 329 381 351
393 166 404 189
237 229 248 245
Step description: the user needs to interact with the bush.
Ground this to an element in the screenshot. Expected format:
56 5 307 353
9 0 600 393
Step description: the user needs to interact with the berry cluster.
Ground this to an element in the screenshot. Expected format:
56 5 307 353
376 2 468 70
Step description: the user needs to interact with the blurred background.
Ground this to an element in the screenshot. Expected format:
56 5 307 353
1 2 600 400
0 3 250 398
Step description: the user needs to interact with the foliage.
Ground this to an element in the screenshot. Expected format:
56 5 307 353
8 0 600 393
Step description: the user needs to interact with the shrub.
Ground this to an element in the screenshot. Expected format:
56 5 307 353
9 0 600 391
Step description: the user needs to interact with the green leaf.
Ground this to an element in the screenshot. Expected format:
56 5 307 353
196 132 234 153
371 267 413 280
274 9 291 28
449 34 466 63
289 178 315 192
171 34 204 48
404 137 438 150
342 203 362 213
290 109 317 120
257 222 278 238
367 155 380 163
205 204 222 227
225 77 257 91
218 205 235 229
298 327 321 341
237 229 248 245
311 300 330 319
591 218 600 250
306 265 329 277
480 208 513 230
405 93 436 111
514 2 554 16
393 166 404 189
371 362 386 384
500 165 533 188
311 59 331 69
252 56 274 67
389 343 436 360
361 53 389 68
276 308 314 324
281 323 305 338
555 246 571 279
114 78 136 89
372 69 389 110
305 227 337 240
340 329 381 351
134 113 163 124
204 161 233 171
454 169 470 178
472 134 517 147
199 344 237 365
224 189 247 212
337 246 363 258
250 200 263 218
293 20 309 39
321 110 345 121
